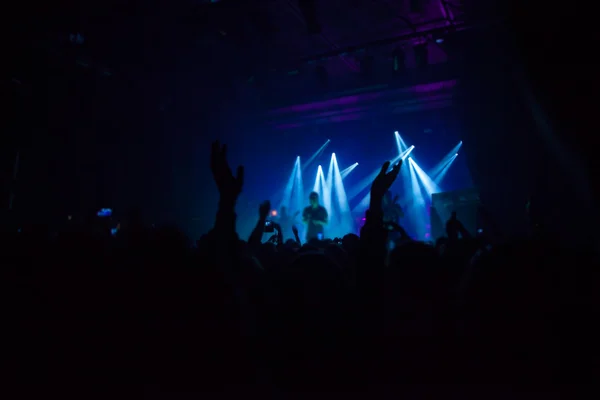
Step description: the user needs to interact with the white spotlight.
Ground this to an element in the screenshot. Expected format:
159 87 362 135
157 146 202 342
455 153 458 156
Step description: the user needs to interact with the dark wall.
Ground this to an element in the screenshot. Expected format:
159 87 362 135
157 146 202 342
459 1 599 245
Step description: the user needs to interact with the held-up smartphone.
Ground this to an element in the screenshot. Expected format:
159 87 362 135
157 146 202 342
317 233 323 240
264 220 275 233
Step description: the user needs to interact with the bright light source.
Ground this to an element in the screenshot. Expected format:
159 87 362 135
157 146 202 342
394 131 398 134
340 162 359 179
332 153 336 157
271 210 277 216
409 157 441 196
455 153 458 156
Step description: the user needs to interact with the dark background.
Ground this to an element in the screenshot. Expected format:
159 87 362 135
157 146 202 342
1 0 597 245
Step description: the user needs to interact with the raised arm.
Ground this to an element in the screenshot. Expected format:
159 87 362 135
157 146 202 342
388 221 412 241
292 225 301 246
208 141 244 289
357 160 402 325
272 222 284 247
248 201 271 248
210 140 244 239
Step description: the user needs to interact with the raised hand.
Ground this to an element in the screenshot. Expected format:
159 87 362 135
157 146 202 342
371 160 402 200
259 200 271 220
387 221 411 240
291 225 301 245
210 141 244 202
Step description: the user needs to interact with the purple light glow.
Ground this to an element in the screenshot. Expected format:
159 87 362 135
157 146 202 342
272 92 384 114
412 80 457 93
272 81 456 115
309 107 365 118
268 78 457 129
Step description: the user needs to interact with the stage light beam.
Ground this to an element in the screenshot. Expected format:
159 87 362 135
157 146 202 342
409 157 440 196
293 157 305 219
402 145 415 160
331 153 354 238
323 154 334 215
434 154 458 185
394 131 409 154
430 141 463 179
280 157 299 209
407 159 428 240
340 162 359 179
302 139 331 171
313 165 324 194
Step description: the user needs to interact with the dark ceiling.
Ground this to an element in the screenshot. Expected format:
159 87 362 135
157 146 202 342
3 1 478 107
207 0 467 65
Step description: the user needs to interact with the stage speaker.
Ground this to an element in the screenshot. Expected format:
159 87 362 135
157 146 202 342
431 188 481 240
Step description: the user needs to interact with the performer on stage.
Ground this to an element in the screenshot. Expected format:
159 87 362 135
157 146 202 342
302 191 328 241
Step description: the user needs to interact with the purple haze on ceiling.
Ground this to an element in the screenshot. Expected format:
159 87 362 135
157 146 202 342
270 79 457 115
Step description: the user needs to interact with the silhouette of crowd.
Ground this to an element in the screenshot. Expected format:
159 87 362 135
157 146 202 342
3 141 597 398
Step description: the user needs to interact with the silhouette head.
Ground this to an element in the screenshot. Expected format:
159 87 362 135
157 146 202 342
309 191 319 207
451 211 457 220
